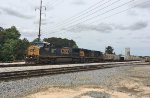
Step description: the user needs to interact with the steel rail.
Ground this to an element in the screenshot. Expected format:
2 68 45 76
0 63 137 81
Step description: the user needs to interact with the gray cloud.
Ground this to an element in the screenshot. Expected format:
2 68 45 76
20 29 38 38
64 23 113 33
133 35 150 40
116 21 148 31
34 22 47 25
136 2 150 9
127 10 138 16
128 2 150 16
63 21 148 33
141 40 150 43
46 6 54 11
72 0 85 5
34 19 48 25
117 37 124 40
49 21 55 24
0 5 33 19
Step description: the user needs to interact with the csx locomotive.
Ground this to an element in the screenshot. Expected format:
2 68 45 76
25 42 103 64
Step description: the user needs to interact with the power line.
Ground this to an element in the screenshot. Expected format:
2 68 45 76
53 0 121 30
50 0 133 31
56 0 135 31
50 0 111 28
46 0 149 35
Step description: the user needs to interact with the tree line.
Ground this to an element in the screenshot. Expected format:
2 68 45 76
0 26 114 62
0 26 30 62
0 26 78 62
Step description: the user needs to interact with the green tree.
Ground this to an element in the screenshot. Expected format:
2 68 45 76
4 26 20 40
15 38 30 60
43 37 78 48
105 46 114 54
1 39 18 61
0 27 5 44
0 27 4 57
0 26 30 62
32 38 40 43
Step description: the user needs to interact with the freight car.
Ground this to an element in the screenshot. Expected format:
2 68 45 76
103 54 124 61
145 56 150 62
25 42 103 64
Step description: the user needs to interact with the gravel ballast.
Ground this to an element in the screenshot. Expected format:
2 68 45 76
0 65 149 98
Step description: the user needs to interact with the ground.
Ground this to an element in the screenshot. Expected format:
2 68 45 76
24 65 150 98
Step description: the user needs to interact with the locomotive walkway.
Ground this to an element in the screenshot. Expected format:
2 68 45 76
0 61 149 81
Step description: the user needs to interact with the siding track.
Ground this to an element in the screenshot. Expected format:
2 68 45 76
0 62 149 81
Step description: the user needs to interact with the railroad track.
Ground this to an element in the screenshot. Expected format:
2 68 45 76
0 64 40 67
0 61 125 67
0 64 123 81
0 62 149 81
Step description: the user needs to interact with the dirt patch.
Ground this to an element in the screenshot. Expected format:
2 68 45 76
25 86 138 98
115 65 150 98
131 76 149 79
117 87 142 93
74 91 110 98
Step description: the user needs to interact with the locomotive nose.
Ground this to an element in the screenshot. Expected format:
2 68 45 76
27 45 39 57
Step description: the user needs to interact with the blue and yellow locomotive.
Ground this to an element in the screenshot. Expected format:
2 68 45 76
25 42 103 64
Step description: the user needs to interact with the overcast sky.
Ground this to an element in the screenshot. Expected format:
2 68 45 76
0 0 150 56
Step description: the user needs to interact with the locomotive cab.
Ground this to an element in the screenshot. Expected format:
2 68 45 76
25 42 51 64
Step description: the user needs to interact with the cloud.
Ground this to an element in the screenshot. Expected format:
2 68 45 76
34 20 48 25
63 23 113 33
127 9 138 16
116 21 148 31
20 28 37 34
20 28 38 40
0 5 33 19
46 6 54 11
127 2 150 16
62 21 148 33
135 2 150 9
72 0 85 5
49 21 55 24
117 37 124 40
133 35 150 40
141 40 150 43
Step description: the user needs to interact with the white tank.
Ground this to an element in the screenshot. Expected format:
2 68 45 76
125 48 130 60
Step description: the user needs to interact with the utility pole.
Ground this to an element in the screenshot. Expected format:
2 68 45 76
35 0 46 42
